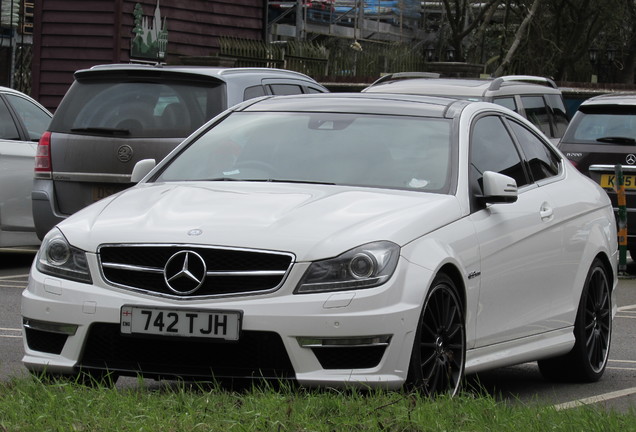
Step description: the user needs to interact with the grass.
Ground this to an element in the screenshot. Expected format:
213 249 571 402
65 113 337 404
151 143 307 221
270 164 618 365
0 376 635 432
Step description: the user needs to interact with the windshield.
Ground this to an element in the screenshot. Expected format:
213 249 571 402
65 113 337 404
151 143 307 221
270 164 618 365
156 112 453 193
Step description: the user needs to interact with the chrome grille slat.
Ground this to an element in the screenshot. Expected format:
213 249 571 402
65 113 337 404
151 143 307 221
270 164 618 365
98 244 294 298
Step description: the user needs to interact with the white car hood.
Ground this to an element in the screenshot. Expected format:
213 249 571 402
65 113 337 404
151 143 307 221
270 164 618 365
60 182 463 261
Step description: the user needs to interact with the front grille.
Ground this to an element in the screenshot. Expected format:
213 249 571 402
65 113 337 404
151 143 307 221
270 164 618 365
24 328 68 354
311 346 387 369
79 323 296 380
99 244 294 298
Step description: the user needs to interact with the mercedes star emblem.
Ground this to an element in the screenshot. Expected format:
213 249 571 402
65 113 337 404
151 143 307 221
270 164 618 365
163 250 207 295
627 154 636 165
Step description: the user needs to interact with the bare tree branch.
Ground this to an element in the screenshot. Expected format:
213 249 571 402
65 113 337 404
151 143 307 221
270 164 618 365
494 0 542 77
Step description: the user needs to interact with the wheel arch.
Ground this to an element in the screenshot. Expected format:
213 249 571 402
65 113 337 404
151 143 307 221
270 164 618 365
593 251 615 294
436 263 467 315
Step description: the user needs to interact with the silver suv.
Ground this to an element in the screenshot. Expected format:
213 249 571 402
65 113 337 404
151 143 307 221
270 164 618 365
362 74 569 141
32 64 328 239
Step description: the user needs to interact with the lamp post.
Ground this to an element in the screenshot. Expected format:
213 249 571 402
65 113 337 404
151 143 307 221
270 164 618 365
606 47 617 83
446 47 456 62
425 47 436 62
588 48 598 83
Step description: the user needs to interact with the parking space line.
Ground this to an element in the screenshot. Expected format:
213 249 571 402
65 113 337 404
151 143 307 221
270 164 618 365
0 327 22 338
0 274 29 280
554 387 636 410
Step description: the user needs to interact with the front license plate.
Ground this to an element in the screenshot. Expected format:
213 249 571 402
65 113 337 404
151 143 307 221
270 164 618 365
600 174 636 189
120 306 241 340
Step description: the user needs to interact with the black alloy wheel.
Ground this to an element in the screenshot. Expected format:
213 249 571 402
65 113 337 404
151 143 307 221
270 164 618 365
583 263 612 374
538 258 611 382
407 274 465 396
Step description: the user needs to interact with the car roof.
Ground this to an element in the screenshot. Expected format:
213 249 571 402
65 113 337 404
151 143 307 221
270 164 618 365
580 92 636 107
362 74 561 98
0 86 52 114
237 92 474 118
0 86 36 98
77 64 321 83
0 86 23 95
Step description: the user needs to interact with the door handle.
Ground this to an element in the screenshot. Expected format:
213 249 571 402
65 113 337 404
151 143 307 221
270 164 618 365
540 202 553 222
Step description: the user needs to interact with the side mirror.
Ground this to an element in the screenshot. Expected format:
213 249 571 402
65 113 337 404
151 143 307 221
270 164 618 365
131 159 156 183
481 171 518 204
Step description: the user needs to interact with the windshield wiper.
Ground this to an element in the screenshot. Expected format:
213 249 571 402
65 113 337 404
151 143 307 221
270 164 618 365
262 179 336 185
199 177 241 181
596 136 636 144
70 127 131 136
195 178 336 185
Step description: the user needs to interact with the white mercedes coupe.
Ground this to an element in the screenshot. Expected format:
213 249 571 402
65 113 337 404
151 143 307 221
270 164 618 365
22 93 617 395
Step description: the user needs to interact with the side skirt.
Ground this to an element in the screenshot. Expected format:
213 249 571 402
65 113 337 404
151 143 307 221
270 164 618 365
465 327 575 375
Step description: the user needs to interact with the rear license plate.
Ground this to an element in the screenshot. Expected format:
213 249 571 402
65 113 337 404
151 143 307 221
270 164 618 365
120 306 241 340
92 185 122 202
600 174 636 189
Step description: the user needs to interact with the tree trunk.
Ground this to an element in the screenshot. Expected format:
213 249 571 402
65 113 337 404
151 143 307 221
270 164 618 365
493 0 542 77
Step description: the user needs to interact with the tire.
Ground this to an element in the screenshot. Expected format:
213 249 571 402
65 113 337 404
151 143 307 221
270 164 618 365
407 274 466 396
538 258 611 382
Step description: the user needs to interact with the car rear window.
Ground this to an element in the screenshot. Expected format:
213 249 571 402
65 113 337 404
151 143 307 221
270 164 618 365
564 105 636 144
49 80 226 138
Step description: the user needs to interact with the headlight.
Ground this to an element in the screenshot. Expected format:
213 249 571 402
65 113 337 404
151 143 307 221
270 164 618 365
36 229 92 284
295 241 400 294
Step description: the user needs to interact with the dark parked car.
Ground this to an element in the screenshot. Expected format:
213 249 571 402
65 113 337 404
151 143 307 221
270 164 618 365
362 74 569 141
0 86 52 250
558 92 636 258
32 64 328 239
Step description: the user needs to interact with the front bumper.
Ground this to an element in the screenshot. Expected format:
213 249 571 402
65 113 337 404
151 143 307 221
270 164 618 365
22 254 430 389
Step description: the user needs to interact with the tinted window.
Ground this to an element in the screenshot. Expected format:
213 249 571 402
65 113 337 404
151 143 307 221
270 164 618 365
521 96 551 137
508 120 560 181
0 98 20 140
269 84 304 95
493 97 517 112
244 85 266 100
545 94 569 138
50 81 225 138
307 86 323 94
5 94 51 141
566 110 636 143
470 115 528 194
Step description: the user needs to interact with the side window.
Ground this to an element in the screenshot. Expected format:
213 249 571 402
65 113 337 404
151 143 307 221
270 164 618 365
269 84 304 95
0 98 21 140
508 120 560 182
545 94 569 138
306 86 324 94
244 85 266 101
5 94 51 141
470 115 528 196
521 95 551 137
493 97 517 113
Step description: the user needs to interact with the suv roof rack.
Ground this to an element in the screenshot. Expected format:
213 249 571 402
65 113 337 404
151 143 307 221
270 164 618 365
369 72 441 86
489 75 558 91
